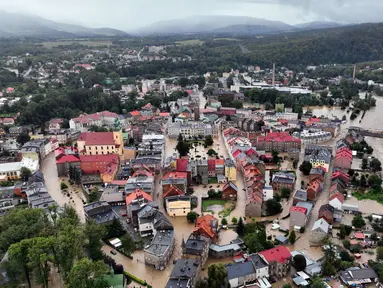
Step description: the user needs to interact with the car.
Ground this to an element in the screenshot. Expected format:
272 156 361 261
121 213 127 217
110 250 117 255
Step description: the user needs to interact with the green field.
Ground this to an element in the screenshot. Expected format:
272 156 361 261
202 199 226 212
41 40 113 48
213 38 239 41
175 39 205 46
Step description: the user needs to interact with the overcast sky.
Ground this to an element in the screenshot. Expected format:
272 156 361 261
1 0 382 30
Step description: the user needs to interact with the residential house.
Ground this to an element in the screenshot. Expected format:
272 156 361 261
318 204 335 224
331 171 350 186
80 154 119 183
215 159 225 175
334 147 352 170
339 268 378 286
329 192 344 211
293 190 307 205
125 189 153 225
208 159 216 177
69 111 119 132
209 243 242 258
167 122 218 139
83 201 119 225
138 205 175 270
47 118 64 131
9 126 22 137
183 235 210 266
226 261 257 288
193 215 218 242
222 181 238 200
258 246 292 278
165 258 200 288
310 218 330 244
290 206 309 228
21 138 52 161
165 195 191 217
162 172 188 194
304 146 332 172
271 172 295 194
77 131 123 157
306 179 323 201
163 185 185 199
309 167 325 183
25 182 56 212
225 159 237 183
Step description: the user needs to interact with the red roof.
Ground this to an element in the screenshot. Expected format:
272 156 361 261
185 90 193 95
330 191 345 203
309 117 321 123
290 206 307 214
354 232 365 240
78 132 115 145
194 215 218 239
335 150 353 160
79 154 118 163
56 154 80 164
216 159 224 166
332 171 350 180
259 246 291 264
159 112 170 117
257 132 301 143
126 189 152 205
163 185 185 198
111 180 128 186
162 172 187 180
130 110 140 116
208 159 216 172
176 159 188 172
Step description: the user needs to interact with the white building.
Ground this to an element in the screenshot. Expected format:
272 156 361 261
300 130 332 144
167 122 218 139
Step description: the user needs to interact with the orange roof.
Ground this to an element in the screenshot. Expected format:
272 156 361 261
194 215 218 239
215 159 224 165
125 189 152 205
162 172 188 180
130 110 140 116
163 185 185 198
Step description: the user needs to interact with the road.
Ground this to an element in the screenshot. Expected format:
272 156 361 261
137 47 145 61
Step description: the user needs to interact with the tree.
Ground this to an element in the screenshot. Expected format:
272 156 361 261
89 187 100 203
207 149 218 156
370 158 382 172
244 233 265 253
204 135 214 147
67 258 108 288
369 174 383 190
61 182 69 190
340 250 354 262
281 187 291 199
221 218 228 225
176 134 190 157
272 150 280 164
339 225 347 239
310 276 327 288
360 174 367 187
178 77 189 87
377 247 383 261
352 214 366 228
105 218 125 239
264 102 273 110
120 233 136 255
207 263 227 288
299 161 312 175
265 199 282 216
20 167 32 181
293 254 307 271
187 211 198 223
236 217 245 236
232 217 238 224
289 230 297 244
362 158 368 170
84 220 106 261
186 187 194 195
16 132 30 145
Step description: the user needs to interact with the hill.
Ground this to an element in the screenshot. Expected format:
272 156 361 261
0 10 128 38
295 21 342 30
135 15 296 35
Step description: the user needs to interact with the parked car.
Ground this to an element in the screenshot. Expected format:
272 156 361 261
111 250 117 255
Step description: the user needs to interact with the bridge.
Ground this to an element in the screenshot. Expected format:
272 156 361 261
348 126 383 138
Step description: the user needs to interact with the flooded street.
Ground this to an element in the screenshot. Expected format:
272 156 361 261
41 152 86 222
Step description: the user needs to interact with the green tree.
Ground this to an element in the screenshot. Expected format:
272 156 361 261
281 187 291 199
236 217 245 236
176 134 190 157
352 214 366 228
377 247 383 261
289 230 297 244
299 161 312 175
84 220 106 261
178 77 189 87
67 258 108 288
232 217 238 224
20 167 32 181
244 233 264 253
187 211 198 223
293 254 307 271
204 135 214 146
61 182 69 190
207 263 227 288
362 158 368 170
368 174 383 190
16 132 31 145
221 218 228 225
105 218 125 239
311 276 327 288
370 158 382 172
265 199 282 216
339 225 347 239
89 187 100 203
207 149 218 156
120 233 136 255
272 150 280 164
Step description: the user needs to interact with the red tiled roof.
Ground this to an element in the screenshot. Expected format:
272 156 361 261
126 189 152 205
159 112 170 117
331 171 350 180
208 159 216 172
79 154 118 163
130 110 140 116
162 172 187 180
78 132 115 145
354 232 365 240
176 159 189 172
290 206 307 214
259 246 291 264
194 215 218 239
56 154 80 164
257 132 301 143
111 180 128 186
330 191 345 203
132 167 154 177
216 159 224 166
163 185 185 198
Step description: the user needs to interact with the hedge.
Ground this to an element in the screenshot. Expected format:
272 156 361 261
123 271 147 286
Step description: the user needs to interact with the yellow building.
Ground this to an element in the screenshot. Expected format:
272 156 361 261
225 162 237 183
165 196 191 217
77 131 123 157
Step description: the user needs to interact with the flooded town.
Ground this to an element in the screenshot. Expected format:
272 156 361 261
1 29 383 288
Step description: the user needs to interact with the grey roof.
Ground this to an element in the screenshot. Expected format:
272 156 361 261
169 259 199 279
249 254 268 269
99 187 124 203
296 202 313 215
310 167 325 176
184 238 207 255
209 243 241 252
293 276 308 286
226 261 255 280
166 195 191 203
342 204 359 212
339 268 378 282
138 205 173 230
294 190 307 201
272 172 295 184
275 235 289 243
144 229 174 257
165 279 190 288
83 201 119 224
311 218 329 233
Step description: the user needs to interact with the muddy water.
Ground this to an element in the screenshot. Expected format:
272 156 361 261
41 153 86 222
